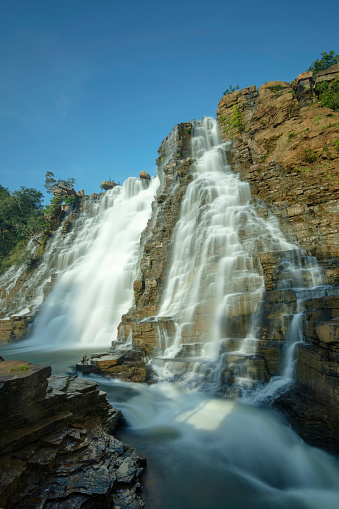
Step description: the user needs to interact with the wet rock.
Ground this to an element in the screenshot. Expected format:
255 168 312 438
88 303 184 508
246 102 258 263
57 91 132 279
139 171 150 179
76 352 147 384
274 382 339 455
0 362 146 508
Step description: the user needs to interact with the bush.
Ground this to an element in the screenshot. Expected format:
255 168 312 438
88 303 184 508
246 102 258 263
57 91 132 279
315 79 339 111
223 84 239 96
307 51 339 74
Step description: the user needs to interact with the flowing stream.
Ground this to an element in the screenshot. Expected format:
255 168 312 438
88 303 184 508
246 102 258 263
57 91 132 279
2 119 339 507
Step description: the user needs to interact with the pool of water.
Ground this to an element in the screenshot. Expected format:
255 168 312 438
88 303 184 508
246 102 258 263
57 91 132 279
2 343 339 509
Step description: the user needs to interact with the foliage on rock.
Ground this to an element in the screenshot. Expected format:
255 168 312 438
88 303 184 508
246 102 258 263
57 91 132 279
307 51 339 74
315 78 339 111
44 170 76 194
223 84 239 96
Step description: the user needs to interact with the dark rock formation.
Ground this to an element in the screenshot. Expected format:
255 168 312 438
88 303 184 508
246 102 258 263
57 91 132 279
75 352 148 383
0 360 145 508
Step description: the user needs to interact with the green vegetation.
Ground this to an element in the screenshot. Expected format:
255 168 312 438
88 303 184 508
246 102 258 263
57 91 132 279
10 364 29 372
44 171 76 194
315 79 339 112
0 185 46 273
335 139 339 151
269 84 285 92
307 51 339 74
287 131 296 140
223 84 239 96
219 104 245 134
0 171 77 274
322 122 339 130
299 148 319 164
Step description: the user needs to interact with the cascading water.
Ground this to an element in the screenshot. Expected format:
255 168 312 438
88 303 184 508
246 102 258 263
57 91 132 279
151 117 329 396
17 177 159 349
2 118 339 509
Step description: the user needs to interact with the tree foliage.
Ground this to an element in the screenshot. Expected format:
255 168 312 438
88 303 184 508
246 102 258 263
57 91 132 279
44 171 76 194
223 84 239 96
0 186 45 273
307 51 339 74
315 79 339 111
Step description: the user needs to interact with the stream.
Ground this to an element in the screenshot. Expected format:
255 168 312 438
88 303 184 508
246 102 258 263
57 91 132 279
2 343 339 509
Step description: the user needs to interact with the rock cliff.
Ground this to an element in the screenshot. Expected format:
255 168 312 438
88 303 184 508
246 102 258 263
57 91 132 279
1 65 339 455
0 360 145 508
216 65 339 450
112 65 339 451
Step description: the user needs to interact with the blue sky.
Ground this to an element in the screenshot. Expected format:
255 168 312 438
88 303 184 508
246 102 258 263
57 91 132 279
1 0 338 201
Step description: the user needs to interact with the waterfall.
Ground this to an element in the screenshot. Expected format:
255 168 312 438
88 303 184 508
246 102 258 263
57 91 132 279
151 117 328 395
18 177 159 350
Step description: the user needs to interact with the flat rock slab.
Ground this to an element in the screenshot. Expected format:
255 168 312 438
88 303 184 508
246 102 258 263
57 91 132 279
91 354 125 367
0 360 51 393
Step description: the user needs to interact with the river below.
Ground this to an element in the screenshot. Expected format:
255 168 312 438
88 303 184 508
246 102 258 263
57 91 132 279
2 342 339 509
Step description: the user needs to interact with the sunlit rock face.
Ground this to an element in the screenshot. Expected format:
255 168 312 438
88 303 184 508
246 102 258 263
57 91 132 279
216 65 339 262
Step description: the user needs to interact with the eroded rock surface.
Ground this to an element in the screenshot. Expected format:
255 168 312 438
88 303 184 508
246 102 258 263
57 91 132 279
0 361 145 508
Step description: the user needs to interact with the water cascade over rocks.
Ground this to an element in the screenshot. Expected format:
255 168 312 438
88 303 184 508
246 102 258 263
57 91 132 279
2 117 339 508
150 118 328 397
16 177 159 349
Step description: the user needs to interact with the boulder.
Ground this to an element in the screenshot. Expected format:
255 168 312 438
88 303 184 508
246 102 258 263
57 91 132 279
139 171 151 179
100 180 117 191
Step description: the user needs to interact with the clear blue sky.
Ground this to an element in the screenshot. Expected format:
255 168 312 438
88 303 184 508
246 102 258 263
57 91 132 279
1 0 338 200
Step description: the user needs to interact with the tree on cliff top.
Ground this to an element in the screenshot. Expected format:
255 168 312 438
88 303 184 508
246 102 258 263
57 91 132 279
44 171 76 194
307 51 339 74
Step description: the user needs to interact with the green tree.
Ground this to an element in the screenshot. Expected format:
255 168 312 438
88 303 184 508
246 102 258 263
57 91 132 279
0 186 46 273
307 51 339 74
44 171 76 194
223 84 240 96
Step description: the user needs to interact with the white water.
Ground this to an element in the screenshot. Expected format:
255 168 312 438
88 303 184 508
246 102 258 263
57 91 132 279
2 118 339 508
19 177 159 349
105 377 339 509
152 118 328 396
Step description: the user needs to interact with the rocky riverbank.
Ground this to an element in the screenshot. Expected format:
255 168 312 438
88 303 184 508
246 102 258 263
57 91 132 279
0 359 145 508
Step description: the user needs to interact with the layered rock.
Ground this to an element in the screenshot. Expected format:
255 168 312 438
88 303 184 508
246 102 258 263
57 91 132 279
216 67 339 448
216 68 339 261
0 360 145 508
101 180 118 191
0 316 31 344
116 123 193 358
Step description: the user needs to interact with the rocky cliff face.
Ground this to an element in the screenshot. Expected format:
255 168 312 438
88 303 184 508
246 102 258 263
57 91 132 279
116 123 193 360
110 66 339 451
216 65 339 450
0 360 145 508
216 66 339 262
1 66 339 454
